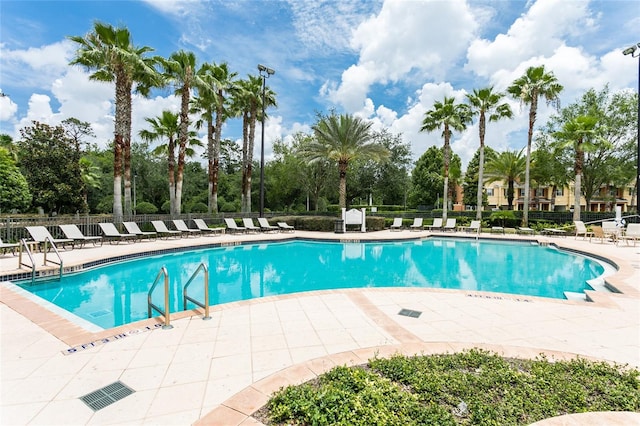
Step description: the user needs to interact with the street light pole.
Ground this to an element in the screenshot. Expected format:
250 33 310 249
258 64 275 217
622 42 640 212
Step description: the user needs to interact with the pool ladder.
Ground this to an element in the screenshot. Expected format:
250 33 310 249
147 263 211 329
18 237 63 283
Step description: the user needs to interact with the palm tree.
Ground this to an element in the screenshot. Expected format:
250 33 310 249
192 62 237 214
552 115 607 221
420 96 472 221
301 113 389 209
157 50 207 216
466 87 513 220
139 110 202 215
68 22 158 220
485 150 526 210
507 65 563 226
233 75 276 212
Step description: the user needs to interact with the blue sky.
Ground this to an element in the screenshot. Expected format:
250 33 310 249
1 0 638 168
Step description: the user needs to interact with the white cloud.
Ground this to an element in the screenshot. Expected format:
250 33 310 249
0 95 18 121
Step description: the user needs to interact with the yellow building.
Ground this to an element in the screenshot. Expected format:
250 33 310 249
484 181 636 212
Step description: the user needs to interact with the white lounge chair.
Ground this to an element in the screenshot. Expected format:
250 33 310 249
390 218 403 231
172 219 201 237
258 217 279 233
242 218 261 233
465 220 481 234
98 223 137 244
193 219 223 236
602 221 621 243
426 218 443 231
277 222 295 232
224 218 246 234
151 221 182 239
59 224 103 247
123 222 157 240
25 226 74 249
620 223 640 246
0 237 19 255
517 227 535 235
409 218 423 231
573 220 592 240
443 218 457 232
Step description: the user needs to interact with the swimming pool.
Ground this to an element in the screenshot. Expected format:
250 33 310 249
15 238 608 329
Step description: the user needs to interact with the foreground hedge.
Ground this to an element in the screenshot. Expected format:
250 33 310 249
261 349 640 425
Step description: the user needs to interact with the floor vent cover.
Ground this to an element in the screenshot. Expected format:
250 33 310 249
398 308 422 318
80 381 134 411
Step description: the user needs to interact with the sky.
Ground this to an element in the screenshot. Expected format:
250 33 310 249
0 0 638 169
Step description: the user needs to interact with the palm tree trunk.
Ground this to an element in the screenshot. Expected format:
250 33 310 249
523 97 538 226
212 96 224 214
339 160 348 209
476 113 486 220
574 141 584 221
112 77 128 222
123 83 133 216
241 113 249 212
207 113 215 214
442 127 450 222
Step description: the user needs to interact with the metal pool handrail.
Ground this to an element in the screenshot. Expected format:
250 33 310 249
147 267 173 329
182 262 211 320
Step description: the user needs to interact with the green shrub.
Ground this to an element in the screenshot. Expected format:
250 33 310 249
262 349 640 425
135 201 157 214
189 202 208 213
220 201 239 212
160 200 171 213
489 210 518 227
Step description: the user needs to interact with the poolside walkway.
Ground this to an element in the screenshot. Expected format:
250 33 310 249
1 229 639 425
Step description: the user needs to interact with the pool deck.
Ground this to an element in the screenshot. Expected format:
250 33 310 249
1 229 639 425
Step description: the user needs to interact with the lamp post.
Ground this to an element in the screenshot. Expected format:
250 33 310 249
622 42 640 212
258 64 275 217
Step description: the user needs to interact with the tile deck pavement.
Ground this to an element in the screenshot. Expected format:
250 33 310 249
1 229 639 425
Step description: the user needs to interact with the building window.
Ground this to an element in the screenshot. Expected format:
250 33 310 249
555 188 564 196
486 188 494 196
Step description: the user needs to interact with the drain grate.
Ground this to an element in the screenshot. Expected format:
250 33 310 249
80 381 134 411
398 308 422 318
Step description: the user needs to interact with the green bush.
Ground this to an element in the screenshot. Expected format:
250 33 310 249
160 200 171 213
189 202 208 213
489 210 518 227
220 201 239 212
135 201 157 214
262 349 640 425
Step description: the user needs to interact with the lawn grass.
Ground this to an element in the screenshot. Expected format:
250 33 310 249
257 349 640 425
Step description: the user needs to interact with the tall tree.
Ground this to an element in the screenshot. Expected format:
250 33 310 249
485 149 526 210
466 87 513 219
552 115 605 221
233 75 277 212
17 121 86 214
301 113 389 209
0 147 31 213
507 65 563 226
463 146 498 208
139 110 202 215
157 50 206 216
420 96 472 221
192 62 237 214
69 22 158 220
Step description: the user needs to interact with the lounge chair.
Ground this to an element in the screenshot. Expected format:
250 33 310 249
409 218 423 231
151 220 182 239
464 220 481 234
257 217 279 233
193 219 223 236
25 226 74 250
390 218 403 231
242 218 261 233
602 221 621 243
98 223 137 244
443 218 457 232
224 218 246 234
517 227 535 235
620 223 640 246
172 219 201 237
573 220 592 240
59 224 103 247
426 218 443 231
0 237 19 255
277 222 295 233
123 222 157 240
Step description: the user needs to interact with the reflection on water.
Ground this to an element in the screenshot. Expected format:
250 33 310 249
18 239 605 328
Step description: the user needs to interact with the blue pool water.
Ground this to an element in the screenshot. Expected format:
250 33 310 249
17 238 606 329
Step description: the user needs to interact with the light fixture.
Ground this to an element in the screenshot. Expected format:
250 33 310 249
258 64 275 217
622 42 640 212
